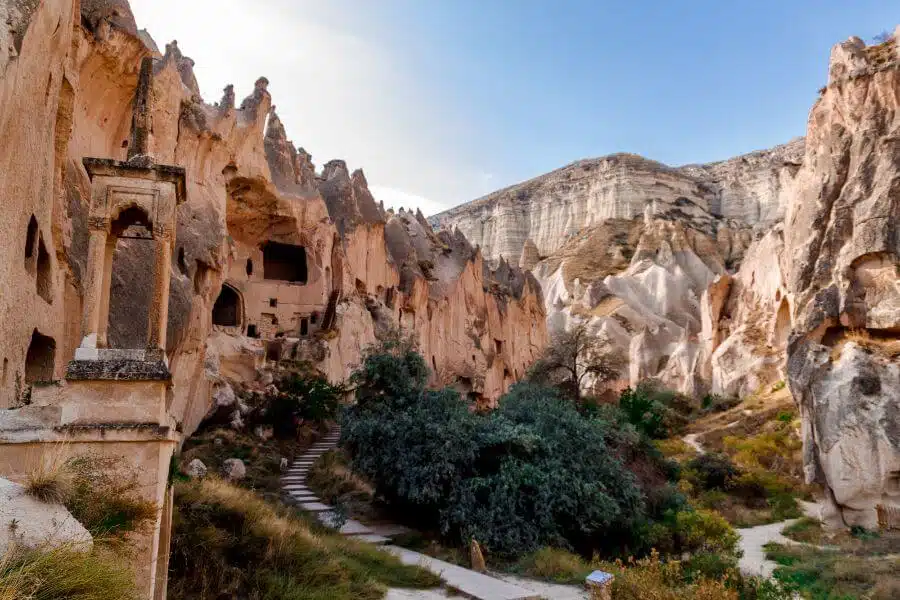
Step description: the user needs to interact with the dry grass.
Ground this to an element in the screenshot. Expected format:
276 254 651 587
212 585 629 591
0 545 136 600
169 477 441 599
598 550 740 600
844 329 900 358
307 449 374 504
24 445 73 505
64 455 158 541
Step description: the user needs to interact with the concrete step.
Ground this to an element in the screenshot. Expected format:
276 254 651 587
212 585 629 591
384 547 539 600
352 533 391 545
317 513 375 536
299 501 333 512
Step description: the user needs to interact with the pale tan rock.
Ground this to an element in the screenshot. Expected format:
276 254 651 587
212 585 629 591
0 477 93 554
433 143 803 265
784 31 900 527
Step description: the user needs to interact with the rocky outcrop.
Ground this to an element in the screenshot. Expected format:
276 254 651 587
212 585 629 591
533 210 750 396
0 0 546 430
783 31 900 529
432 142 803 265
0 477 93 554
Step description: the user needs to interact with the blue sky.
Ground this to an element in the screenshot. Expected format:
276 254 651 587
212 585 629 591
130 0 896 215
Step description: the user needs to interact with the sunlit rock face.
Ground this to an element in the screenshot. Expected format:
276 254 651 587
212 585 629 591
783 32 900 529
0 0 547 430
432 141 803 266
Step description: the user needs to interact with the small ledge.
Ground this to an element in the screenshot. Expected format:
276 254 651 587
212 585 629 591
65 358 171 381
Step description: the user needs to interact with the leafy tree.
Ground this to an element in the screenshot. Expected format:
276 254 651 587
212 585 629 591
342 341 645 557
528 322 625 404
264 373 343 438
618 380 692 439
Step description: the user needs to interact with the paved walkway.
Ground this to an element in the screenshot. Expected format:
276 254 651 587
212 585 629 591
683 430 823 577
282 428 543 600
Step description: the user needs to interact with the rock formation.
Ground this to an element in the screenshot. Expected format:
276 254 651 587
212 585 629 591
434 25 899 530
0 0 546 428
782 32 900 529
432 140 803 265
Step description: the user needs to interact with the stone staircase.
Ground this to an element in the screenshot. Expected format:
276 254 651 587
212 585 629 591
282 427 542 600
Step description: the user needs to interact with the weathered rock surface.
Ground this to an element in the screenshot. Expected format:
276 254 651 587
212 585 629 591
0 477 93 554
183 458 207 479
432 141 803 265
783 32 900 528
533 212 747 396
0 0 546 436
222 458 246 481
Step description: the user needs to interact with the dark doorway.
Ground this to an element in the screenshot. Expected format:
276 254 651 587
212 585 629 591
24 215 38 271
25 330 56 384
300 317 309 337
212 284 242 327
246 258 253 277
262 242 307 283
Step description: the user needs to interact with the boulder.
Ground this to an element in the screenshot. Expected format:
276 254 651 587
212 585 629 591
183 459 207 479
0 478 92 555
222 458 246 481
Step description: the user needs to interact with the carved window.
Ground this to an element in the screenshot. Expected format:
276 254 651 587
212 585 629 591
262 242 307 283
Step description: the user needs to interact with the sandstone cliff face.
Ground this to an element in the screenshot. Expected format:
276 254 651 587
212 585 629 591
532 208 750 397
432 141 803 265
782 32 900 529
0 0 547 433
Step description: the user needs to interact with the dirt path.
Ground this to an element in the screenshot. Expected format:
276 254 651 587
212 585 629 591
683 432 705 454
737 500 822 576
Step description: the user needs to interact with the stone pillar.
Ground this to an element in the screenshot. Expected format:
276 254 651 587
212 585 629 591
96 238 117 348
147 231 172 353
78 221 109 351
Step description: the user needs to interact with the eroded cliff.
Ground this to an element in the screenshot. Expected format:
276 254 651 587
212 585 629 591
0 0 547 437
432 140 803 265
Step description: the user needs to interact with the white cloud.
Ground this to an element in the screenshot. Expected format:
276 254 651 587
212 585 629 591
128 0 483 212
369 185 445 218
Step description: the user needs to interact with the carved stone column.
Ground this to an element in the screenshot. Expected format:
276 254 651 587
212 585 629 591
78 218 110 354
96 238 116 348
147 228 172 353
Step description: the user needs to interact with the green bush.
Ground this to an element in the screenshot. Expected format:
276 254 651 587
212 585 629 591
686 453 741 491
618 381 691 439
701 393 741 413
262 373 343 438
342 342 646 558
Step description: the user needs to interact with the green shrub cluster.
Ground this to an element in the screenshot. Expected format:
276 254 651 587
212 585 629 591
342 340 739 564
259 373 344 438
618 381 693 439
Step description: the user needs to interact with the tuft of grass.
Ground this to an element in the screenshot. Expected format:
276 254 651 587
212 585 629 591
24 447 73 505
0 545 137 600
307 449 374 504
515 547 592 584
597 550 742 600
168 477 441 600
781 517 824 544
64 456 158 540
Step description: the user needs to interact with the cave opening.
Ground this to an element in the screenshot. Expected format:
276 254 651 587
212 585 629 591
262 242 307 283
24 215 38 271
212 283 243 328
25 330 56 384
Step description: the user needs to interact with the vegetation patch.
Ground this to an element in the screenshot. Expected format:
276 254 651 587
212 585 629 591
65 456 158 541
167 477 441 600
766 542 900 600
0 546 137 600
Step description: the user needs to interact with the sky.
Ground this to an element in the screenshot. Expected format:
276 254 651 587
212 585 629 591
129 0 897 216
